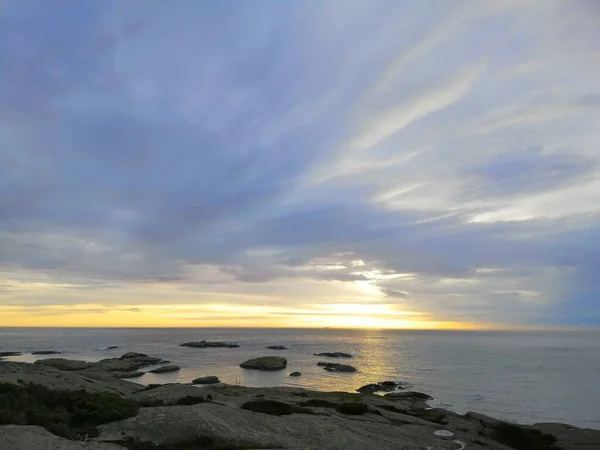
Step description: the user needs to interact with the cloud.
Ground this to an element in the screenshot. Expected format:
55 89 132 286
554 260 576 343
0 0 599 328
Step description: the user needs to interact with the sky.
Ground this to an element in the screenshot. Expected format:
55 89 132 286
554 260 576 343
1 0 599 329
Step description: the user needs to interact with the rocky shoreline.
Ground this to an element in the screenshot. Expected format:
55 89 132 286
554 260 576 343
1 355 599 450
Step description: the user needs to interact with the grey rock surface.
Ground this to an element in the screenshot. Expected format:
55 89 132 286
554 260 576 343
192 375 220 384
0 361 143 396
34 358 94 371
531 422 600 450
289 371 302 377
148 364 180 374
240 356 287 371
130 383 207 406
0 426 124 450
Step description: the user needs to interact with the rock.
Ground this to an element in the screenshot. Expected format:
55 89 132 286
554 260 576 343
31 350 62 355
266 345 287 350
357 381 407 394
181 340 240 348
149 365 180 374
0 425 125 450
120 352 148 359
317 362 357 373
0 361 142 396
0 352 21 357
34 358 93 371
192 376 220 385
465 411 502 428
314 352 353 358
131 384 208 406
105 346 119 350
531 422 600 450
112 371 144 379
94 356 162 372
240 356 287 371
96 402 468 450
385 391 432 401
289 372 302 377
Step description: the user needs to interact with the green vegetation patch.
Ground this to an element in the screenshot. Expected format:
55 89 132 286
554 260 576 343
240 399 313 416
0 382 139 439
491 421 561 450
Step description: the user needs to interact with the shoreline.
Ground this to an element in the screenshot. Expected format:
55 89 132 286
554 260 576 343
2 354 600 449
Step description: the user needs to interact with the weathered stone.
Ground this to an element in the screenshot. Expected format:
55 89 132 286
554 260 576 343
34 358 93 371
148 365 180 374
192 376 220 385
317 362 357 373
130 384 207 406
531 422 600 450
181 340 240 348
314 352 353 358
0 361 142 396
0 425 124 450
240 356 287 371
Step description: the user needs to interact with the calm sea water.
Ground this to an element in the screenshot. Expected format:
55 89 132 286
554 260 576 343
1 328 599 429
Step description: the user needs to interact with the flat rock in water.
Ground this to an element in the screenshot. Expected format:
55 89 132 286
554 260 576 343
0 352 21 357
0 425 124 450
34 358 93 371
385 391 432 401
192 376 220 385
240 356 287 371
314 352 353 358
120 352 148 359
266 345 287 350
289 371 302 377
317 362 357 373
181 340 240 348
357 381 407 394
105 346 119 350
31 350 62 355
149 365 180 374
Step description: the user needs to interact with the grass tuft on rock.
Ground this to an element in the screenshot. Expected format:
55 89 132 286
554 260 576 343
491 421 560 450
240 399 313 416
0 381 139 439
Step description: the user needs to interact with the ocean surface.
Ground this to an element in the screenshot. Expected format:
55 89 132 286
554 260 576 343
1 327 599 429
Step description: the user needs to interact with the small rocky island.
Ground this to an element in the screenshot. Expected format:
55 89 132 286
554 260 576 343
1 357 598 450
180 340 240 348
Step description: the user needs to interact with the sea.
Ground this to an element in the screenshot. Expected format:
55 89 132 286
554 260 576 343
1 327 599 430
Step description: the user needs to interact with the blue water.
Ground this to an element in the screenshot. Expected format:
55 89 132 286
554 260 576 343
1 328 599 429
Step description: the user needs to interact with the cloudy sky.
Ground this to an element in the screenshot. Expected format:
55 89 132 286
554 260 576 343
1 0 599 329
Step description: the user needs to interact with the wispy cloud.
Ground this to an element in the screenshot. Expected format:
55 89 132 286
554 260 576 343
1 0 599 328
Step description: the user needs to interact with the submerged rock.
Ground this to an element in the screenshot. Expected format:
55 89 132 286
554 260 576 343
105 346 119 350
192 376 220 385
266 345 287 350
0 352 21 357
289 371 302 377
149 365 180 374
317 362 357 373
314 352 353 358
34 358 93 371
240 356 287 371
31 351 62 355
181 340 240 348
